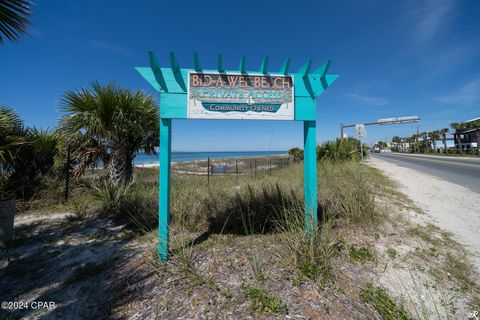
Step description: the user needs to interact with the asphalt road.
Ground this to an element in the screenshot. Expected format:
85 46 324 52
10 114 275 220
371 153 480 190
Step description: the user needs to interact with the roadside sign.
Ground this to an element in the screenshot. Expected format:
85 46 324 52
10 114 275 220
137 52 338 261
355 123 366 138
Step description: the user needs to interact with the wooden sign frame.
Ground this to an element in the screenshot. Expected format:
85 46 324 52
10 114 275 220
136 52 338 261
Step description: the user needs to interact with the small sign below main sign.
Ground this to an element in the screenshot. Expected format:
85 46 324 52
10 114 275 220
187 72 294 120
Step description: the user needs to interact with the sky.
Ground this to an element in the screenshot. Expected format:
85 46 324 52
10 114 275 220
1 0 480 151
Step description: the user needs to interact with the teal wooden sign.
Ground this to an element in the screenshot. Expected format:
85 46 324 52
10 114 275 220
136 52 338 261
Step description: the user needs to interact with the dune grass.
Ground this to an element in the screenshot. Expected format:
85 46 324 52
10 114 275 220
84 160 381 286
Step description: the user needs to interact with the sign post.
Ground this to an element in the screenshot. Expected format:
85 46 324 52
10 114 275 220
158 118 171 261
136 52 338 261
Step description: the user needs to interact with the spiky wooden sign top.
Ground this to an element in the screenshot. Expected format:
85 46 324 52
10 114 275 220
136 52 337 121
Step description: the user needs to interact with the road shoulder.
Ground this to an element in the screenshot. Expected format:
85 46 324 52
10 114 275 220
368 156 480 271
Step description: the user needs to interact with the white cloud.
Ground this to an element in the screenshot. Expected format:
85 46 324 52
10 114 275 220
435 78 480 105
88 40 131 56
347 93 389 106
408 0 457 44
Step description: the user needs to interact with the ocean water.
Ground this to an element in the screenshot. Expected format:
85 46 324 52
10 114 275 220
133 151 287 164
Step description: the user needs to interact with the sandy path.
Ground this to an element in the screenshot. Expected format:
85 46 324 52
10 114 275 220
368 156 480 271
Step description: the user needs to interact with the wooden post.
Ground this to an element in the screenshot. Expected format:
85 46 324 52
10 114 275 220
64 143 71 201
269 159 272 174
207 157 210 184
235 160 238 178
159 118 172 262
254 159 257 177
304 121 317 233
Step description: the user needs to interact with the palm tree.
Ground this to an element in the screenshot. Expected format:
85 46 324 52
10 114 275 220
439 128 449 154
0 0 32 44
450 122 465 155
392 136 401 152
60 82 159 185
69 133 111 178
427 131 440 153
466 119 480 156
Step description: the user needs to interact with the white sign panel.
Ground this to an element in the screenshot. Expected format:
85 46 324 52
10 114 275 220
187 72 294 120
355 124 366 138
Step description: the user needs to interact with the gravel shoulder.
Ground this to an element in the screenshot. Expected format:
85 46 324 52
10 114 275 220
368 156 480 271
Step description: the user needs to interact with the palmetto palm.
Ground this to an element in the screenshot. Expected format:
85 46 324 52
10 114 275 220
0 0 32 44
288 147 304 162
60 82 159 185
6 127 62 199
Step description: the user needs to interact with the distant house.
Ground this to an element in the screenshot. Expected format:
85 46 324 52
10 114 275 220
454 117 480 150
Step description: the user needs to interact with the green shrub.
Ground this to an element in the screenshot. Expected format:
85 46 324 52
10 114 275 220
316 138 366 162
1 106 63 199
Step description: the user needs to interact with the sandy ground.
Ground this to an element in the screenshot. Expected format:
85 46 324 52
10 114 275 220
368 156 480 271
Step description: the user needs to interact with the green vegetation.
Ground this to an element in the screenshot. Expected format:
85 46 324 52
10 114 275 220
242 285 288 314
349 245 375 264
361 283 414 320
60 82 159 185
288 137 366 163
0 0 33 44
248 255 266 283
0 106 63 199
317 137 366 161
386 248 398 259
34 158 380 285
287 147 303 162
379 119 480 155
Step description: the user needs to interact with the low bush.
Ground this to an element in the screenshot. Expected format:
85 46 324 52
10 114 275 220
316 138 366 162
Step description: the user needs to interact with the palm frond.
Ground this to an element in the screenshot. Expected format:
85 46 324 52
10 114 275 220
0 0 32 44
